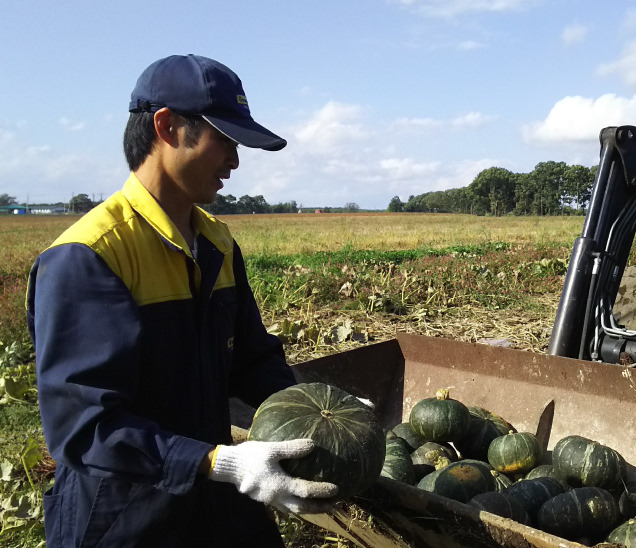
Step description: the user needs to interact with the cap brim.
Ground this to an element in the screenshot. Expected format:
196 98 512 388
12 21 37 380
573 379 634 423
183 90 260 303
202 115 287 151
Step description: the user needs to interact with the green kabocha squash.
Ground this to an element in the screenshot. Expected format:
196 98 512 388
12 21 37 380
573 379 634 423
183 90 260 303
552 435 625 490
490 470 513 493
524 464 563 483
416 459 496 503
607 518 636 547
505 477 565 522
409 389 470 442
391 422 427 452
454 406 516 461
620 490 636 520
424 449 454 471
487 431 541 476
248 382 386 498
537 486 619 541
381 434 415 484
411 442 457 482
525 465 569 491
468 491 531 525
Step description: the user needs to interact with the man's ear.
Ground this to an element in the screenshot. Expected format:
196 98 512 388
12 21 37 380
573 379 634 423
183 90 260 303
154 108 178 146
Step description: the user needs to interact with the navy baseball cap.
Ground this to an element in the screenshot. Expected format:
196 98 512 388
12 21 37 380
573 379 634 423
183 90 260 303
129 54 286 151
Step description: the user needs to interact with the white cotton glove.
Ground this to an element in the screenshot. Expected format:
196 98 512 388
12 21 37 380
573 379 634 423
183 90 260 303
357 397 375 410
208 439 339 514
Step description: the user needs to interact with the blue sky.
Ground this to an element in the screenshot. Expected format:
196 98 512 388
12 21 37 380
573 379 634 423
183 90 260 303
2 1 636 210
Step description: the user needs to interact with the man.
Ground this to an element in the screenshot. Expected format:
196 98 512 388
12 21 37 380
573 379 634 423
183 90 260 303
26 54 337 548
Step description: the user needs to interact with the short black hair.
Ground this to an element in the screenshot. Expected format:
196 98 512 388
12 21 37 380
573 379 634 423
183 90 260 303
123 112 207 171
123 112 155 171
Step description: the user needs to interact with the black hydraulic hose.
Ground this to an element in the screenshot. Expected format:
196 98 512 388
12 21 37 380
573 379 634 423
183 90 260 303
589 195 636 358
579 255 600 360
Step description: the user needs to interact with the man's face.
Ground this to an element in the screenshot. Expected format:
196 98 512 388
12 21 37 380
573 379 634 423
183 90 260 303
171 119 240 205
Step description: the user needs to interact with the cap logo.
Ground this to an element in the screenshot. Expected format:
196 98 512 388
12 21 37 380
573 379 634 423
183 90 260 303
237 95 248 106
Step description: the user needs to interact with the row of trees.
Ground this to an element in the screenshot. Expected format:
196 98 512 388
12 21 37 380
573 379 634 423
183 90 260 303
202 195 361 214
387 161 597 216
0 194 17 206
203 194 299 214
1 190 360 216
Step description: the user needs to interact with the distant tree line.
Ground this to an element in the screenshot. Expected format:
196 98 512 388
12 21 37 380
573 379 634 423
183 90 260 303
0 194 17 206
200 195 361 215
201 194 299 214
0 193 99 213
2 191 363 215
387 161 598 216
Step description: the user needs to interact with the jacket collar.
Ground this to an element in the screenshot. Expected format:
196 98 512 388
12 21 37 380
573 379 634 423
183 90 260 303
122 173 232 256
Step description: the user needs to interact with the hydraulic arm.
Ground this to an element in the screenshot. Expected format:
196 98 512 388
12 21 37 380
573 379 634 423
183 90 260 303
548 125 636 363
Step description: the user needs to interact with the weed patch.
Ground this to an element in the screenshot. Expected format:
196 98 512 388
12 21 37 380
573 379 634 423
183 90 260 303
247 243 568 319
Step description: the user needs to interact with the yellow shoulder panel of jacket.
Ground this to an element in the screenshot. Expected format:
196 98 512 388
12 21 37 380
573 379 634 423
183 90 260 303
46 175 236 306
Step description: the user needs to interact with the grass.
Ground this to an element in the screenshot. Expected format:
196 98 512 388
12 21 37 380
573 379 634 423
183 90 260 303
218 212 584 254
0 212 587 547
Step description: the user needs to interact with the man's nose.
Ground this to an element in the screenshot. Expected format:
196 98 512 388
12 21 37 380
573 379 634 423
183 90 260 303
228 146 239 170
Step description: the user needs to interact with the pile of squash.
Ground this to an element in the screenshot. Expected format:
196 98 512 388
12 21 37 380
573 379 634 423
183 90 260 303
381 389 636 547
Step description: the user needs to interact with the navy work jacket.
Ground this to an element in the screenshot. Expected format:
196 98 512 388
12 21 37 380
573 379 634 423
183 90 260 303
26 174 295 547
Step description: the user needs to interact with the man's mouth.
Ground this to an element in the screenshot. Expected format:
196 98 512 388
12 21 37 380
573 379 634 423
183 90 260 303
216 174 230 190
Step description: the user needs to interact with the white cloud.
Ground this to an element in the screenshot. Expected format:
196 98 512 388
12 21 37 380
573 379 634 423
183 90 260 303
378 158 499 200
0 131 50 175
0 128 15 147
26 145 51 155
0 120 126 203
457 40 486 51
561 23 588 46
389 0 536 18
380 157 441 181
452 112 495 128
394 117 439 130
44 153 86 180
323 157 378 178
624 9 636 32
597 40 636 87
429 158 498 192
522 94 636 143
234 101 506 208
294 101 370 153
59 117 86 132
298 86 312 96
394 111 494 131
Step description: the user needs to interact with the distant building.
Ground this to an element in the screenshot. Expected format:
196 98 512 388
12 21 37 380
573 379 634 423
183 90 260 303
0 205 28 215
0 204 67 215
30 205 66 215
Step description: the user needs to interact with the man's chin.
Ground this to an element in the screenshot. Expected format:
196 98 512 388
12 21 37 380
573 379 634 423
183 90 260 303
196 192 218 206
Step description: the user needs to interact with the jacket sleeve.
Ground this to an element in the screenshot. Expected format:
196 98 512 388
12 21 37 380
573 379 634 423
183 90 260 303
228 242 296 407
26 244 211 495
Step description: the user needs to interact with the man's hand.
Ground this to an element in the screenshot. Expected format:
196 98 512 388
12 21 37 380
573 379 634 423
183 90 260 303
208 439 338 514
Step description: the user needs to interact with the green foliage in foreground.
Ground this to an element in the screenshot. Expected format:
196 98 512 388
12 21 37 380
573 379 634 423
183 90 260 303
0 341 48 547
248 241 511 269
246 242 569 317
